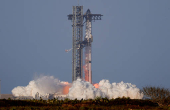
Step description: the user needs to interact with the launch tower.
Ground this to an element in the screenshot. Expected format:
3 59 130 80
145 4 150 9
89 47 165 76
68 6 103 83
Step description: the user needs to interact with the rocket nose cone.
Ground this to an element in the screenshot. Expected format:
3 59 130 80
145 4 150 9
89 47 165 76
86 9 91 14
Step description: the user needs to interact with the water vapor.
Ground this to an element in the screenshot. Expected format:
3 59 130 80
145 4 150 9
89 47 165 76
12 76 143 99
12 76 66 98
68 79 143 99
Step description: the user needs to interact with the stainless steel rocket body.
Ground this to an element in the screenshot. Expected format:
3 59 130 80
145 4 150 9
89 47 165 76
84 16 92 83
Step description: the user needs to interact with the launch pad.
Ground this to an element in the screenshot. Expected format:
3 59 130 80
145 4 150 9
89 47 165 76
68 6 103 83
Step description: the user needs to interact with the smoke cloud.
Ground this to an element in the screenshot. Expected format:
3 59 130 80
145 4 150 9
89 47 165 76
12 76 143 99
12 76 66 98
68 79 105 99
68 79 143 99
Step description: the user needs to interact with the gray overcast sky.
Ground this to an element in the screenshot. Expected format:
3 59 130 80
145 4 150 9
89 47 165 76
0 0 170 94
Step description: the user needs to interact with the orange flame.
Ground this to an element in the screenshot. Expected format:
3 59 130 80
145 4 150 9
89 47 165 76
62 82 71 95
62 82 69 85
93 83 99 88
63 85 71 95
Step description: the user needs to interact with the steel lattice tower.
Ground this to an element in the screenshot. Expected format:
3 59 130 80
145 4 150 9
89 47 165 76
68 6 84 82
68 6 103 83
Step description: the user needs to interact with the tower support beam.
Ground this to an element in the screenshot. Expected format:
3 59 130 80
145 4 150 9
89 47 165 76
68 6 83 82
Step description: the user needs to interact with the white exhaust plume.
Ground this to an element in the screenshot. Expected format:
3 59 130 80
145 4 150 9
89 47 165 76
68 79 106 100
68 79 143 99
12 76 67 98
98 79 143 99
12 76 143 99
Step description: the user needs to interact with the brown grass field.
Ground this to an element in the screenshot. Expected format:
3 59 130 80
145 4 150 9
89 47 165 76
0 97 170 110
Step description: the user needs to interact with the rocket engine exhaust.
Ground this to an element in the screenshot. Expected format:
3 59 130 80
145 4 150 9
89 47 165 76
12 76 143 100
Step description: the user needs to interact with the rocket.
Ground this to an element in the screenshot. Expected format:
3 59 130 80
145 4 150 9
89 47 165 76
68 6 102 83
84 9 93 83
